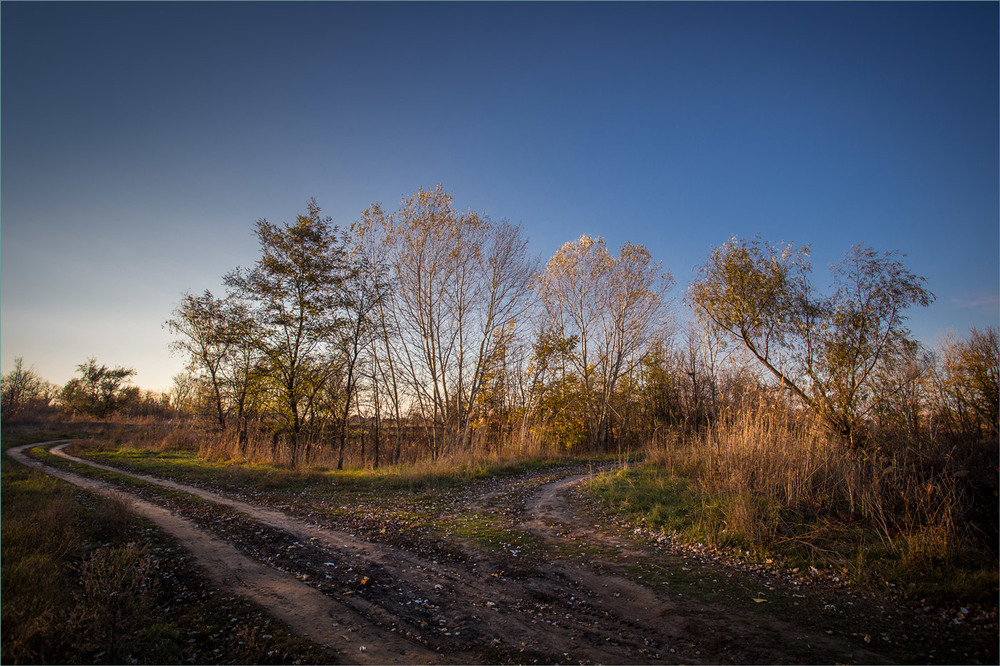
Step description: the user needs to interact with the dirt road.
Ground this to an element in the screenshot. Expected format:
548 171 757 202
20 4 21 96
8 441 995 664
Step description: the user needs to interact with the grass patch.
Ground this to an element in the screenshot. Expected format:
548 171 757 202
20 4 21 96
586 463 999 606
73 439 580 495
47 437 571 564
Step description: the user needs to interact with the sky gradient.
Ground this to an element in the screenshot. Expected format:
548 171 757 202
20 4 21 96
2 1 998 392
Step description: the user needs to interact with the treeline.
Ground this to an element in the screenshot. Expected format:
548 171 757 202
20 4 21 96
153 186 996 470
163 187 670 467
1 357 174 424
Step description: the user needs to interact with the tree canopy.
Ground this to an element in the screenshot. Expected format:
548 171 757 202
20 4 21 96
689 236 934 446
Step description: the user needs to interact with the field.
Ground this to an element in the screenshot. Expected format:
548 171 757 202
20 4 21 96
2 420 998 665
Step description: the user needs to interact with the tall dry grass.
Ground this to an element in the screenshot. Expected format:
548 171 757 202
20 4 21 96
640 399 981 568
188 420 558 470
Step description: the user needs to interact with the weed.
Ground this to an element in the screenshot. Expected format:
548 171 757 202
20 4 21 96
95 491 137 537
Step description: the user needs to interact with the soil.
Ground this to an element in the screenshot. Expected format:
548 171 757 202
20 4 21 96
9 442 998 665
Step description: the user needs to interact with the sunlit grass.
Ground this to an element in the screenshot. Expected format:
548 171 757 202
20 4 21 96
585 408 999 607
75 440 579 495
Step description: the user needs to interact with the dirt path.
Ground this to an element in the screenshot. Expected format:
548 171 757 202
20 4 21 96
520 473 900 664
12 442 995 664
6 442 444 665
44 445 685 663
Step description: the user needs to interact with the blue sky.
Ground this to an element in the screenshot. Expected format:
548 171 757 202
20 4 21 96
2 1 997 392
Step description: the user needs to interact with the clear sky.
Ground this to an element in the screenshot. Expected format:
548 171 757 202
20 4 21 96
2 1 997 392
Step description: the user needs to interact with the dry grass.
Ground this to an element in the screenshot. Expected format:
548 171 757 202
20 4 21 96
642 402 974 548
595 399 998 603
76 543 157 662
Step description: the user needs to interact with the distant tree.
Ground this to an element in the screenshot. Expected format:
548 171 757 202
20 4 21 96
868 339 932 442
61 358 137 418
527 327 588 449
169 371 202 413
689 237 933 447
224 199 351 461
940 327 999 438
1 357 53 422
636 337 686 432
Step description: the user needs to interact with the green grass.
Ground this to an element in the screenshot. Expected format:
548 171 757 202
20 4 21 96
48 439 573 564
586 463 999 607
75 440 579 494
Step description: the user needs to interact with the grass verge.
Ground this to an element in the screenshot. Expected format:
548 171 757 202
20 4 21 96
72 438 583 494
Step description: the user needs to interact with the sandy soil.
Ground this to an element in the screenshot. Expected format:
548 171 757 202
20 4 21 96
9 441 997 664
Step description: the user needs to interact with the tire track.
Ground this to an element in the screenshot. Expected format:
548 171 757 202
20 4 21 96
6 441 445 665
39 443 693 664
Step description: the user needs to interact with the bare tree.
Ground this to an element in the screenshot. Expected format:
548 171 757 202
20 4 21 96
365 185 537 457
536 235 673 447
1 357 52 422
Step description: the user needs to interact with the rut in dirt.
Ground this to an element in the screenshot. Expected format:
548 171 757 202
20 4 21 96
43 443 697 664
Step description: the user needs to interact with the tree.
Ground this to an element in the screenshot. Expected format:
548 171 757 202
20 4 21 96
536 235 673 447
61 358 137 418
365 185 537 457
527 327 588 449
352 210 405 466
940 327 999 438
689 237 934 447
166 290 237 428
224 199 351 460
1 357 53 422
333 252 386 469
169 371 201 412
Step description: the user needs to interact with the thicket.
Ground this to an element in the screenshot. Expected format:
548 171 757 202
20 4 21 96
1 358 176 426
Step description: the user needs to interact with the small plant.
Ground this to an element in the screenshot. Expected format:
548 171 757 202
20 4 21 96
95 491 136 538
78 543 157 663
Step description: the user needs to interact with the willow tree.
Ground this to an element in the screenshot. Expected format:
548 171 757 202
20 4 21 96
536 235 673 448
689 236 934 447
